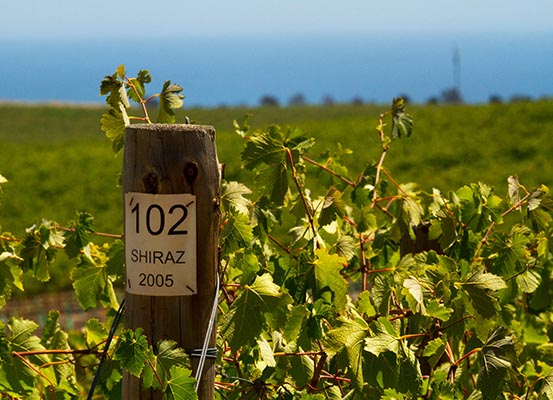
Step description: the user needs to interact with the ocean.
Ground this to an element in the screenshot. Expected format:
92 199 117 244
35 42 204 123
1 33 552 107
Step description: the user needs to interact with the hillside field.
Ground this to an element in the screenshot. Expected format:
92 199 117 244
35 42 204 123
1 99 552 238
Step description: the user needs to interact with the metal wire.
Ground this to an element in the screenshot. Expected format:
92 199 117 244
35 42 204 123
87 298 126 400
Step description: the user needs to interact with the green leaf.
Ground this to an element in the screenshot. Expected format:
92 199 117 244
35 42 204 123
515 268 541 293
464 269 507 291
241 128 286 171
157 81 184 123
422 337 447 369
70 257 115 310
314 248 348 311
357 290 377 317
64 211 95 258
426 299 453 321
113 328 151 377
100 108 127 154
106 239 125 277
20 220 62 281
220 274 292 349
539 369 553 399
220 212 253 253
127 70 151 103
507 175 521 208
144 340 189 390
164 365 197 400
402 276 426 314
319 187 346 226
365 317 401 357
222 181 252 214
390 97 414 139
477 326 516 398
85 318 108 348
381 388 406 399
233 114 252 138
289 353 314 387
324 315 369 390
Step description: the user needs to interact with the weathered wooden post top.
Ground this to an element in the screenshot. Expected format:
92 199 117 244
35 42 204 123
122 123 221 400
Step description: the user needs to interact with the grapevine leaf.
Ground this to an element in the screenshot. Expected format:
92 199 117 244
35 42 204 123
100 72 125 108
516 269 541 293
289 353 314 387
381 388 406 399
143 340 189 390
9 318 56 385
422 337 446 369
540 369 553 399
464 269 507 291
365 317 401 357
319 187 346 226
70 259 111 310
257 336 276 368
64 211 95 258
220 274 292 349
157 81 184 123
507 175 521 208
113 328 151 377
164 365 198 400
100 108 127 154
426 299 453 321
402 276 426 314
127 69 151 103
324 315 369 390
477 326 516 398
220 212 253 253
299 395 325 400
268 161 289 205
390 97 413 139
233 114 252 138
313 248 348 311
357 290 377 317
0 174 7 197
222 181 252 214
106 239 125 277
85 318 108 348
0 251 23 302
20 220 62 282
241 128 285 170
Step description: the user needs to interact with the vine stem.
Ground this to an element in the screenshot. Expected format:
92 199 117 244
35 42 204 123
124 77 151 123
12 352 56 391
454 347 481 367
472 191 532 261
301 155 355 187
285 148 318 245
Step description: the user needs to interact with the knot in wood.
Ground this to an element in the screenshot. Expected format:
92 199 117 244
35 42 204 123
143 172 159 194
184 162 199 185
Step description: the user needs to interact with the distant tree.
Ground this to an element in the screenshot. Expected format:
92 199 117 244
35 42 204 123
288 93 307 106
426 97 439 105
351 96 364 105
489 94 503 104
510 94 532 103
440 87 463 104
321 95 335 106
259 95 279 107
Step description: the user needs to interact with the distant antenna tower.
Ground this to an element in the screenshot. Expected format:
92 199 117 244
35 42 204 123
452 44 461 92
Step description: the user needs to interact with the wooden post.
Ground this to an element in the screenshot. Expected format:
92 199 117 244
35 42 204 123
122 124 221 400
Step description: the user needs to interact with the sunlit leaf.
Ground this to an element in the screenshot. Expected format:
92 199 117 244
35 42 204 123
157 81 184 123
390 97 413 139
164 365 197 400
113 328 151 377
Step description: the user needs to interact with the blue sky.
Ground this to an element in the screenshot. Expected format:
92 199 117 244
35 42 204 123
3 0 552 40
